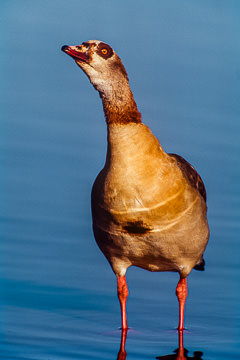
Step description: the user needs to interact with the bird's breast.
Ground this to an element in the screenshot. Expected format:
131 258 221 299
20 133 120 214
91 123 201 236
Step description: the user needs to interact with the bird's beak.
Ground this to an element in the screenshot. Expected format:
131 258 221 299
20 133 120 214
61 44 89 63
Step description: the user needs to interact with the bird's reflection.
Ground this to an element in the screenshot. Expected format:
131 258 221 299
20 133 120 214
156 330 204 360
117 329 128 360
116 329 204 360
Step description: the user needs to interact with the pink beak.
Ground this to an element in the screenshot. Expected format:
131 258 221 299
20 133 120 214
61 45 88 62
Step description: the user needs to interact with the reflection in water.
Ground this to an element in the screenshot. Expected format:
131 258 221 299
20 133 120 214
117 329 128 360
116 330 204 360
156 331 204 360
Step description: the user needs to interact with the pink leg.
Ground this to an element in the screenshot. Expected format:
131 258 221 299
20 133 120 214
176 277 188 331
117 275 129 330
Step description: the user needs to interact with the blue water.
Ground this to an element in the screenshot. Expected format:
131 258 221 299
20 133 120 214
1 1 240 359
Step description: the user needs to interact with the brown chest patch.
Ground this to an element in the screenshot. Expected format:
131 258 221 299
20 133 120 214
123 221 151 235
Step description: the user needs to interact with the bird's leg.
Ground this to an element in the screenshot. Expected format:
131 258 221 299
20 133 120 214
176 277 188 331
117 275 129 330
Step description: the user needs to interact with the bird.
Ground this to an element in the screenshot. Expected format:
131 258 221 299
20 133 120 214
61 40 209 331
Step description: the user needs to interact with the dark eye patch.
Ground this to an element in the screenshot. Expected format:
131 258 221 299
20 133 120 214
97 42 114 59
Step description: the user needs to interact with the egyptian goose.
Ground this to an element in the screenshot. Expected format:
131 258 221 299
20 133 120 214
62 40 209 331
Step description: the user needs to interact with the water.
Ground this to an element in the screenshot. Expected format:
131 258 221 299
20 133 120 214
1 1 240 359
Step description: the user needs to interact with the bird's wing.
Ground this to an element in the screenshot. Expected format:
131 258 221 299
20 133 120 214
168 153 207 202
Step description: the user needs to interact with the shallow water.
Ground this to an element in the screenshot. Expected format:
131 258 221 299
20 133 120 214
1 1 240 359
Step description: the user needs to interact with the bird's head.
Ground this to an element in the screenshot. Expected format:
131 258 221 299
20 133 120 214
61 40 129 97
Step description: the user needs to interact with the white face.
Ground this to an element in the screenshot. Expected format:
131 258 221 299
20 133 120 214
62 40 128 96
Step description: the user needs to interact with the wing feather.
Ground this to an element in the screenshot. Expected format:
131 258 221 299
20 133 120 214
169 153 207 202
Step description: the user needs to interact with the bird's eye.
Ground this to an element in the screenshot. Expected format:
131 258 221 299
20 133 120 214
97 42 113 59
101 48 108 55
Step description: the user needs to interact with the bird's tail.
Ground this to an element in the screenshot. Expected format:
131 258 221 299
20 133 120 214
193 258 205 271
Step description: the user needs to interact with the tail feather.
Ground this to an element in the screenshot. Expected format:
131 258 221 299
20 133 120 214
194 258 205 271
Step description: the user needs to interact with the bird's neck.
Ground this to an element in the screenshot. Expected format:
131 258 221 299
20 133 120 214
99 81 142 125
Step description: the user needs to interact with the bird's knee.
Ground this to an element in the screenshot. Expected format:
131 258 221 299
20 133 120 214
176 278 188 301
